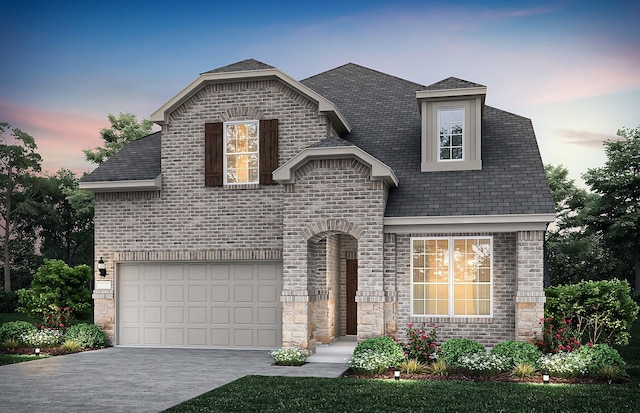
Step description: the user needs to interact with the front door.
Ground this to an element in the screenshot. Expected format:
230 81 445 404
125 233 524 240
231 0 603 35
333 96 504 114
346 259 358 335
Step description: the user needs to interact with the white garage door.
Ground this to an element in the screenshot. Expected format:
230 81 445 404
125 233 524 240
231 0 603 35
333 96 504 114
117 262 282 348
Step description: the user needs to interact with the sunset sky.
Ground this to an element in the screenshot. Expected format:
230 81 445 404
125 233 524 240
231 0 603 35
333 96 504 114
1 0 638 186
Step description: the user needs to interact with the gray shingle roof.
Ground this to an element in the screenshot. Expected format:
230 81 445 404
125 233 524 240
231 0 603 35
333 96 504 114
82 60 553 217
309 135 355 148
80 132 161 182
301 63 554 217
201 59 274 75
424 76 486 90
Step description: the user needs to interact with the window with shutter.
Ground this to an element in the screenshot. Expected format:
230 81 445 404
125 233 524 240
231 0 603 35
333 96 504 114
204 119 278 187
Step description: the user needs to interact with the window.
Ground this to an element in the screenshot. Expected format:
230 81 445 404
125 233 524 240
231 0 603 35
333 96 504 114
438 107 464 161
224 121 259 184
412 237 492 317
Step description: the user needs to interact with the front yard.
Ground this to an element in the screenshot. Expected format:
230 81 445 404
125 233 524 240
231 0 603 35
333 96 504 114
163 319 640 413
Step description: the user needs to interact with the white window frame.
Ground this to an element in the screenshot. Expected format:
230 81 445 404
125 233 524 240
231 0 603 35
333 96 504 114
410 236 493 318
223 120 259 185
437 106 465 162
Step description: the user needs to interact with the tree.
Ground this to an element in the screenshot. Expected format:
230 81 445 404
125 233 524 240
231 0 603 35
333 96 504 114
0 122 43 292
83 112 153 164
583 126 640 291
38 169 94 267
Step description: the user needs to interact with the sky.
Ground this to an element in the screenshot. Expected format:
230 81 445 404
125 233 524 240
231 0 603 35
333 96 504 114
1 0 639 186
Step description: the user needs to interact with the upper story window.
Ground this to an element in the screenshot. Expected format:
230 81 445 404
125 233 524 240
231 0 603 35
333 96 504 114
438 107 464 161
224 121 259 185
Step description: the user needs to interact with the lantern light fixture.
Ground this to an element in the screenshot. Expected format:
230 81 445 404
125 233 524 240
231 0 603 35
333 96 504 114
394 369 400 381
542 372 550 384
98 257 107 277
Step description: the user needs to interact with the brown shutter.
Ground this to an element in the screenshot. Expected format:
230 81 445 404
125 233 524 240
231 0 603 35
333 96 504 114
259 119 278 185
205 122 223 187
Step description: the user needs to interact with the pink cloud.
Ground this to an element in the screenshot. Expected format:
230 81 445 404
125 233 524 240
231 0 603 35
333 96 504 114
0 99 108 174
558 129 619 148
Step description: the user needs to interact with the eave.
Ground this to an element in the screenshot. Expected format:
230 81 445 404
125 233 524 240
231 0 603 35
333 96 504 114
384 213 556 233
273 146 398 187
79 175 162 192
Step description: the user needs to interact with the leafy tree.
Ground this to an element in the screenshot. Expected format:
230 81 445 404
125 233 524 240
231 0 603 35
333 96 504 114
582 127 640 291
17 259 92 323
38 169 94 267
0 122 43 292
83 112 153 164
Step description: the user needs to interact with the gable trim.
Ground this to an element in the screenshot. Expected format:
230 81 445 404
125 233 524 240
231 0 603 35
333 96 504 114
273 146 398 187
79 175 162 192
384 213 555 233
151 68 351 135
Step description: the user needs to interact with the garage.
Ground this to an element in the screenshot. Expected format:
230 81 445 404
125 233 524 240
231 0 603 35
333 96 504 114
117 262 282 348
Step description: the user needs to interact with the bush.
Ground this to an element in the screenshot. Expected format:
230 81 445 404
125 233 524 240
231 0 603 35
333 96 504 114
545 279 639 346
534 317 581 353
60 340 83 352
538 351 588 378
21 329 63 347
348 350 394 375
353 336 405 367
0 321 36 343
270 347 311 366
491 340 542 368
0 291 19 312
458 352 508 375
439 338 485 368
428 360 449 375
402 323 440 363
577 343 626 375
17 259 92 324
63 324 107 348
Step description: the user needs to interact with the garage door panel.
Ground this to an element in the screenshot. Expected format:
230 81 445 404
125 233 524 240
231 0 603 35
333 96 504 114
118 262 281 348
166 285 184 302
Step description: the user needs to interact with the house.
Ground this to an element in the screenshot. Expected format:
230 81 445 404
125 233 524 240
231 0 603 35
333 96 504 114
80 59 555 351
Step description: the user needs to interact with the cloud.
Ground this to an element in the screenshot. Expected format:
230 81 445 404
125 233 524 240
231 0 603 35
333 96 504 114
0 99 107 174
558 129 619 148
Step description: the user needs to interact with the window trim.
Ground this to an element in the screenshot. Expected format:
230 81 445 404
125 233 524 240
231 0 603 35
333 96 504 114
437 106 465 162
223 120 260 186
410 236 493 318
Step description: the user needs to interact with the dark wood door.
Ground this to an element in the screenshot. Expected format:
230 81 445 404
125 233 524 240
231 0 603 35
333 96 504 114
346 259 358 335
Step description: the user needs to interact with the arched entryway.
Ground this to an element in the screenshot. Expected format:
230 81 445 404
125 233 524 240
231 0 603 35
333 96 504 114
307 229 358 344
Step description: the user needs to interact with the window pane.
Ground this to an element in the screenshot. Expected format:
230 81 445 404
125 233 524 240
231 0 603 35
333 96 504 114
414 284 425 299
452 135 463 147
436 299 448 315
436 283 448 299
414 300 425 315
452 148 462 159
224 121 259 184
413 269 425 283
440 134 450 147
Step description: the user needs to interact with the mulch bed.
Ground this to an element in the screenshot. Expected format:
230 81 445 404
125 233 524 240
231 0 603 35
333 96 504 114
343 367 616 385
1 347 100 356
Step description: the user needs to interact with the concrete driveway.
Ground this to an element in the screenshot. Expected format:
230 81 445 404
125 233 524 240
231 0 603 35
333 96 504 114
0 347 348 413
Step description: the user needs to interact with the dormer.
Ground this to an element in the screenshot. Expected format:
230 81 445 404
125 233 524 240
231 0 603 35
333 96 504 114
417 77 486 172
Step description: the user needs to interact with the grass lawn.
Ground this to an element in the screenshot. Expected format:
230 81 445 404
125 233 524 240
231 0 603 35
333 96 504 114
164 319 640 413
0 353 50 365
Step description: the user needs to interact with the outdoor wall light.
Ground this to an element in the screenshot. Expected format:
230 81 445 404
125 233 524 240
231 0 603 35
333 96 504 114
34 347 40 356
394 369 400 381
542 372 550 384
98 258 107 277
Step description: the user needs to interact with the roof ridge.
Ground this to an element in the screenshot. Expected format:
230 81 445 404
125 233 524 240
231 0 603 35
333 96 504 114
201 59 275 75
302 62 426 89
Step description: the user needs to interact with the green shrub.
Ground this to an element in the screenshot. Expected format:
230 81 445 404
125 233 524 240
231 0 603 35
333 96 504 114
439 338 485 368
17 259 92 324
63 324 107 348
577 343 626 375
491 340 542 368
353 336 405 367
22 329 63 347
545 279 638 346
348 350 394 375
428 360 449 375
0 321 36 343
270 347 311 366
1 339 20 349
0 291 19 313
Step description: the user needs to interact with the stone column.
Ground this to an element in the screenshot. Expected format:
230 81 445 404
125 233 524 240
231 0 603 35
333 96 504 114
515 230 546 341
